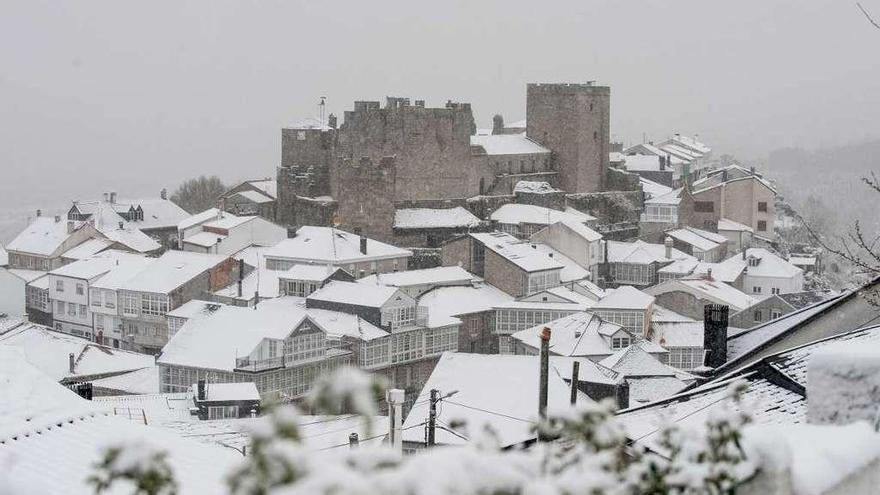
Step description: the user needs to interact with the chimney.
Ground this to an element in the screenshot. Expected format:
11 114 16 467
492 114 504 135
160 188 167 200
36 209 41 217
118 221 124 230
615 381 630 410
807 339 880 425
703 304 729 369
659 156 666 171
237 258 245 297
68 352 75 374
721 169 728 183
197 379 206 401
357 230 367 255
67 221 75 234
328 113 338 129
664 237 673 259
110 192 116 203
707 268 713 281
742 248 747 260
103 192 109 202
750 166 756 175
54 215 61 223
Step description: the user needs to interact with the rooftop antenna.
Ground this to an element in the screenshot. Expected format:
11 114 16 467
319 96 327 126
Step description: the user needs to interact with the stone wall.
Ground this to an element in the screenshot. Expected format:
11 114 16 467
605 167 641 192
527 83 611 194
407 248 443 269
566 190 643 224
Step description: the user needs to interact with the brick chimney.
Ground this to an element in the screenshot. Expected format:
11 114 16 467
664 237 673 259
160 188 167 200
110 192 117 204
703 304 729 369
197 379 206 401
68 352 75 374
36 209 41 217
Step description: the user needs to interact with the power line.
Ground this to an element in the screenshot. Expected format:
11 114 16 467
442 400 533 423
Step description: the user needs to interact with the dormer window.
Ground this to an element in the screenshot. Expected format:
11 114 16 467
611 336 631 350
748 257 760 267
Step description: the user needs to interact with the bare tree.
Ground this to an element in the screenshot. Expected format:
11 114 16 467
170 175 227 214
857 2 880 29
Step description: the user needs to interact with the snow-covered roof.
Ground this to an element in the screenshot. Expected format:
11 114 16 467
491 203 595 226
50 250 146 281
470 232 563 273
119 250 229 294
623 142 666 156
89 365 160 395
286 116 334 131
60 237 113 260
0 246 7 266
401 352 583 447
90 255 156 290
606 240 693 264
7 268 48 283
197 382 260 402
644 187 682 205
609 151 625 163
651 321 705 348
166 299 226 319
600 347 694 404
94 197 190 231
102 226 161 253
213 267 283 300
787 256 816 266
393 207 481 229
417 282 514 318
0 323 155 380
5 217 83 256
159 297 386 372
667 228 721 252
203 214 254 231
689 261 744 283
513 181 560 194
178 208 221 231
639 177 673 200
646 278 757 312
717 217 754 232
359 266 473 288
724 294 846 366
233 189 273 204
548 219 603 243
511 312 660 358
527 243 590 283
469 133 550 155
308 280 402 308
247 178 277 199
670 134 711 155
525 286 599 306
624 154 665 172
494 300 591 312
282 263 346 282
264 226 411 264
593 285 655 310
659 143 700 161
657 257 701 276
183 230 226 247
715 248 802 279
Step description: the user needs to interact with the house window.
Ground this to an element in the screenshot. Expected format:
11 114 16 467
79 304 87 317
385 306 416 330
56 280 64 292
285 331 325 363
771 287 780 295
55 322 63 331
76 283 84 295
611 336 631 350
141 294 169 317
95 314 104 331
753 309 763 322
757 220 767 232
122 293 139 317
694 201 715 213
104 290 116 309
758 202 768 212
91 289 102 307
753 286 762 294
771 308 783 320
391 330 424 363
667 347 703 370
526 270 561 294
57 301 65 314
748 258 760 267
68 304 76 316
207 405 239 420
424 326 458 355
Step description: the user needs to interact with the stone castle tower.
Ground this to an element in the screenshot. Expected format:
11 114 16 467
526 83 611 193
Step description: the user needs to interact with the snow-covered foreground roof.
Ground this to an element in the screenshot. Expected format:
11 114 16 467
0 323 155 381
393 207 481 229
639 177 673 199
201 382 260 402
265 226 412 263
593 285 654 310
89 365 160 395
401 352 584 447
308 280 401 308
667 228 720 251
470 133 550 155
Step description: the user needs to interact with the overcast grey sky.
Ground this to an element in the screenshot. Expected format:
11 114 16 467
2 0 879 210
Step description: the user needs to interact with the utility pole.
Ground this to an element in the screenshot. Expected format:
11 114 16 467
539 327 551 419
570 361 580 405
427 389 439 447
349 432 359 450
386 389 404 453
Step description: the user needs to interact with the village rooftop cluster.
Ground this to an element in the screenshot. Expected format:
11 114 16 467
1 83 878 494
